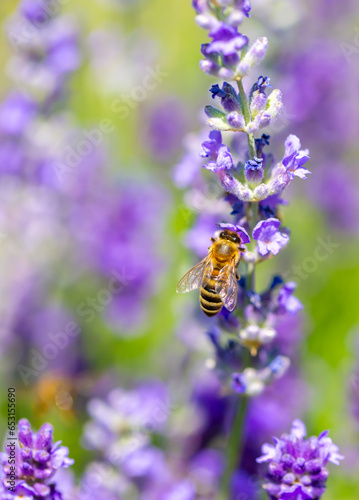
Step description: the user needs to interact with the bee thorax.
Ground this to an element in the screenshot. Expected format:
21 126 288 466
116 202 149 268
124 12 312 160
213 241 236 262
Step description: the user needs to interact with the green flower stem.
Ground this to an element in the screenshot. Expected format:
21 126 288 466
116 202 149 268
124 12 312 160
246 201 257 294
236 79 256 159
220 201 258 498
220 394 249 499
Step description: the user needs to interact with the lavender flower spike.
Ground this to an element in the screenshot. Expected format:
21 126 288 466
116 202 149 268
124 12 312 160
257 420 344 500
0 418 74 499
253 218 289 256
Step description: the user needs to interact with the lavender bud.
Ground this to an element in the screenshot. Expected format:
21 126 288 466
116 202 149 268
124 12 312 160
257 113 271 130
282 472 296 484
306 459 322 475
222 82 241 111
311 468 329 482
268 462 285 481
216 170 252 201
227 111 245 130
245 156 264 185
218 67 235 79
293 457 306 474
205 106 233 131
35 423 53 450
250 90 267 114
33 483 51 496
236 37 268 77
200 59 220 76
21 447 32 460
253 183 269 201
21 462 34 475
34 450 50 463
18 418 33 448
300 475 312 486
267 89 283 120
264 483 282 496
34 467 53 480
281 454 295 469
267 163 290 195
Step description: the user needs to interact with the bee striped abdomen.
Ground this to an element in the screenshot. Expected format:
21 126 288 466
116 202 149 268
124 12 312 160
200 282 222 317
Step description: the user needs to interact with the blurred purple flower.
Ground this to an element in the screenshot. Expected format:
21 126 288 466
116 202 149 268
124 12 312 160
309 163 359 234
72 181 169 332
83 381 169 462
142 97 187 163
0 93 36 136
20 0 54 24
173 130 208 188
276 282 303 315
185 214 220 257
6 9 81 102
78 462 131 500
247 370 308 448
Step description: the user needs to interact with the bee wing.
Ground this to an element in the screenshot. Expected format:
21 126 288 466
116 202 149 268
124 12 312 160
215 260 238 312
176 254 213 294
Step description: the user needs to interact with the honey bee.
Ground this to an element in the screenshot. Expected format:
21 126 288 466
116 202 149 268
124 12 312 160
177 229 246 317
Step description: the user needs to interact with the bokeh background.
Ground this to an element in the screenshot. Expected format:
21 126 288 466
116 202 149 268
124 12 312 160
0 0 359 498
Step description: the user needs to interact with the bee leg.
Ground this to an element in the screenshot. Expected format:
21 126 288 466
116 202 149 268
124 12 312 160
236 272 240 280
240 247 246 252
210 237 216 243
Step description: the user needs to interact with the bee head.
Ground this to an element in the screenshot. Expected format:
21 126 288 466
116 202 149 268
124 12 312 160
219 229 242 246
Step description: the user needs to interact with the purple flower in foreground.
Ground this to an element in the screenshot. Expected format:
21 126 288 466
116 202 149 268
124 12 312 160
257 419 343 500
83 381 169 463
217 223 250 243
282 135 311 180
142 97 187 163
201 131 233 171
253 218 289 256
0 419 74 499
